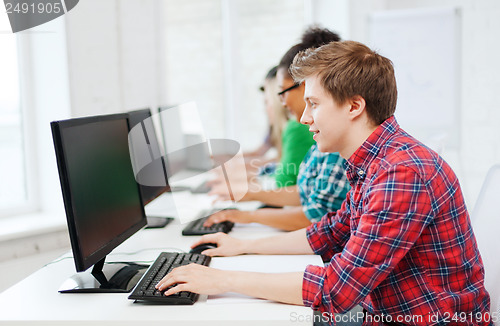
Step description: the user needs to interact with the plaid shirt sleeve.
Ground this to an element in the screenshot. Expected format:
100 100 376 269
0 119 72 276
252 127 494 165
306 191 352 260
302 152 350 222
303 164 434 314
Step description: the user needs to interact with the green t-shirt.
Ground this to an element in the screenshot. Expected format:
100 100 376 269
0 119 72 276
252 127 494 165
273 119 314 188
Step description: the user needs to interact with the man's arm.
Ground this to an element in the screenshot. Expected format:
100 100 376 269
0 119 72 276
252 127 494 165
301 153 349 221
204 207 311 231
209 183 301 206
156 265 304 305
245 186 301 207
191 228 313 256
225 271 304 304
155 229 313 303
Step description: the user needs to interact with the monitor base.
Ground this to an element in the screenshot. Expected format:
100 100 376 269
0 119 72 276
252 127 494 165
145 216 174 229
59 261 148 293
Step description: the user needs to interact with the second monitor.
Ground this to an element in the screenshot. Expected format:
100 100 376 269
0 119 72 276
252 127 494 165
157 104 212 193
128 108 174 228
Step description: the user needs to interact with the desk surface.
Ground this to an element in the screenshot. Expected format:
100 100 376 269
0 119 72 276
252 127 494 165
0 195 322 325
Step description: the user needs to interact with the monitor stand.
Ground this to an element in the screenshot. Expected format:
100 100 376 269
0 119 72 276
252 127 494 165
59 257 149 293
145 215 174 229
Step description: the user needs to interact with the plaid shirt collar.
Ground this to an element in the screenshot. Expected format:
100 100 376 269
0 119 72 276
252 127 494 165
345 116 399 182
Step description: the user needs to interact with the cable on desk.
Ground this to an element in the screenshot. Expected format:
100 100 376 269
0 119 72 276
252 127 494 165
110 247 186 256
42 255 73 267
41 247 186 268
105 260 155 265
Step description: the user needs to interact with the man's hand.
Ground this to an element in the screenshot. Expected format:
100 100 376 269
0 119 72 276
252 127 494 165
155 264 229 295
203 209 254 227
190 232 248 257
208 181 257 202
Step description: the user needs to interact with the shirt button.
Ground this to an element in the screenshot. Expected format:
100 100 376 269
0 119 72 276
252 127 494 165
357 170 365 177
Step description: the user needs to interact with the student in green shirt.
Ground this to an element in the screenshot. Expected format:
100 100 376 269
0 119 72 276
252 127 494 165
273 118 314 187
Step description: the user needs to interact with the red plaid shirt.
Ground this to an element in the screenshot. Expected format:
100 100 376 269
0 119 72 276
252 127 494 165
303 116 490 325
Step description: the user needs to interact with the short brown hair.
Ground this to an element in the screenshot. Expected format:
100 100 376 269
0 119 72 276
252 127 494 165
290 40 397 125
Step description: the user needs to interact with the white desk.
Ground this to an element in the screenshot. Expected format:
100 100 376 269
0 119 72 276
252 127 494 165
0 196 322 325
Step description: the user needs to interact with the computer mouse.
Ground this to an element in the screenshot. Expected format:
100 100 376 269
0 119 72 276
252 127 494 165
189 243 218 255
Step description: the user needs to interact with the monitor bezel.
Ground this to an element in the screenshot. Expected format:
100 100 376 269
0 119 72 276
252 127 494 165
127 108 171 205
51 113 147 273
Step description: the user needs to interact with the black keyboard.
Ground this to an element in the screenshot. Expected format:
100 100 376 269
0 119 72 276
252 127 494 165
181 209 235 236
128 252 211 304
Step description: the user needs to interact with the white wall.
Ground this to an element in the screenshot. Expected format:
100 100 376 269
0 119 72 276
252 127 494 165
346 0 500 210
50 0 500 211
305 0 350 39
62 0 310 150
64 0 163 116
161 0 306 149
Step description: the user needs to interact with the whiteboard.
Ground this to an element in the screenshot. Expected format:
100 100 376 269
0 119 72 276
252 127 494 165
368 7 461 151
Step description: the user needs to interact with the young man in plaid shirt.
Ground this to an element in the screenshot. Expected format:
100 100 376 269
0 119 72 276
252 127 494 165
157 40 491 325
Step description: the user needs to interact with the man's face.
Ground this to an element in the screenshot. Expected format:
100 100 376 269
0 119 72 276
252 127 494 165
276 68 305 121
300 74 351 156
262 79 275 123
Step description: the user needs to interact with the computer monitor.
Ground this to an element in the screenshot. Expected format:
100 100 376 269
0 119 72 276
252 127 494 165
127 108 174 228
157 104 212 193
157 104 189 177
51 113 148 293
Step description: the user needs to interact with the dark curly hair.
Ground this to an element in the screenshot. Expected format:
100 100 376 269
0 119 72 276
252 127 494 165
278 26 341 76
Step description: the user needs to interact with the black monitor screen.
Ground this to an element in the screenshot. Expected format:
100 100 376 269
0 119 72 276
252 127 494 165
127 108 170 205
51 114 146 272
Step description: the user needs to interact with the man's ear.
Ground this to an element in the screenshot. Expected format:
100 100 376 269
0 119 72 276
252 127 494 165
348 95 366 120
